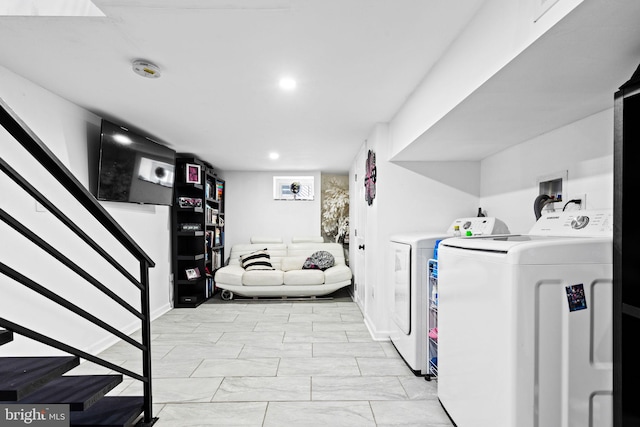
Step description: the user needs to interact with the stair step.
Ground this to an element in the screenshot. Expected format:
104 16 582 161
5 375 123 411
0 330 13 346
0 356 79 401
70 396 145 427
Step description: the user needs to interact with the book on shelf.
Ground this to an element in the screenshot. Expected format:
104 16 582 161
210 249 222 269
216 181 224 201
206 206 218 224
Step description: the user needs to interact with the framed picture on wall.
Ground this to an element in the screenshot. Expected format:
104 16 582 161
185 163 201 184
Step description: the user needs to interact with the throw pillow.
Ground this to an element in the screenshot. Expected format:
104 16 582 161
302 251 335 271
240 249 274 271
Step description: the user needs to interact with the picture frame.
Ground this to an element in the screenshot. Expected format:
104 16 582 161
185 163 201 184
185 267 201 280
177 196 202 208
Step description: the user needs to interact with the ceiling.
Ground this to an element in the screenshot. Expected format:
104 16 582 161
392 0 640 163
0 0 486 174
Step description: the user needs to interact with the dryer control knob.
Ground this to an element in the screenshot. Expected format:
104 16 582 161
571 215 590 229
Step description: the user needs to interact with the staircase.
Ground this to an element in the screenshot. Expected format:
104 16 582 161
0 329 144 426
1 97 156 426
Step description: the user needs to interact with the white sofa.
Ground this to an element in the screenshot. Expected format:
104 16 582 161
214 237 352 300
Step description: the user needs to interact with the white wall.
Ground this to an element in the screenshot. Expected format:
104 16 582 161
353 124 480 340
0 65 172 356
223 170 322 252
479 108 614 233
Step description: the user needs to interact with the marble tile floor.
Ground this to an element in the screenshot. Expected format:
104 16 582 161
68 294 454 426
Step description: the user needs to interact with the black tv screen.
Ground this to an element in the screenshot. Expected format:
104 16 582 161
97 119 176 206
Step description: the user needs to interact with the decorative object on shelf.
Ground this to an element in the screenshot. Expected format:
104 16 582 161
321 177 349 243
177 197 202 208
364 149 376 206
179 223 202 231
185 163 201 184
185 267 201 280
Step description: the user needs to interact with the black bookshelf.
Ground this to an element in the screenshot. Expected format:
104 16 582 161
171 155 225 308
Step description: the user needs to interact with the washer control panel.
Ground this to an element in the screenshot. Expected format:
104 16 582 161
447 217 510 236
529 209 613 236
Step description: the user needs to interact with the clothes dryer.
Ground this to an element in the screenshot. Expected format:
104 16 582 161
388 217 509 376
437 209 613 427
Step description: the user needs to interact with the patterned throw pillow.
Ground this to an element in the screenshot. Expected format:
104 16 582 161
240 249 274 271
302 251 335 271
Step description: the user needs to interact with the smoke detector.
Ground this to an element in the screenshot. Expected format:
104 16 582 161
132 60 161 78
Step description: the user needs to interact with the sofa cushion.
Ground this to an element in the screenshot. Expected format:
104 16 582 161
287 242 346 266
228 243 287 269
214 265 244 286
283 269 325 285
241 249 275 271
323 265 353 284
281 256 307 271
302 251 335 271
243 269 284 286
250 236 283 244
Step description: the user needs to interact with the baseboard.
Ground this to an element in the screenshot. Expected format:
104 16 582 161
363 312 391 342
85 302 172 356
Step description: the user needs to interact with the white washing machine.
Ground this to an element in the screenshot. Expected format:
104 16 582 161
388 217 509 376
437 209 613 427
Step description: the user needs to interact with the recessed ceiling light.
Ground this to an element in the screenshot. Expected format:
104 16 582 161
269 152 280 160
279 77 297 91
132 60 161 79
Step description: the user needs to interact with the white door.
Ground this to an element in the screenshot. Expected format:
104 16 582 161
353 143 367 308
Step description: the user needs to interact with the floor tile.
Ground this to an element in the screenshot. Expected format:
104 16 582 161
239 342 312 358
154 402 267 426
312 321 370 332
264 401 376 426
121 377 224 403
371 400 454 426
356 357 416 376
277 357 360 376
312 342 388 358
312 376 408 400
253 321 313 332
398 376 439 400
213 376 311 401
162 343 244 360
217 331 284 344
191 358 280 377
283 331 348 343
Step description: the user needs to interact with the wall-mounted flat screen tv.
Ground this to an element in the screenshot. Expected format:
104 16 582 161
97 119 176 206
